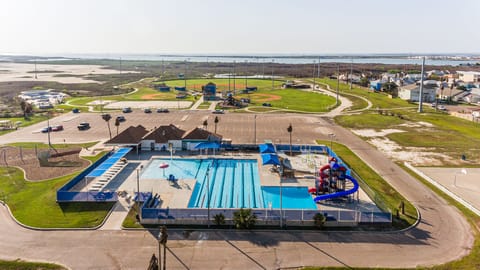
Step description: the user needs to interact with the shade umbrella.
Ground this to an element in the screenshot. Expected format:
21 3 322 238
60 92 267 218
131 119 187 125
259 143 276 153
159 162 169 177
261 153 280 166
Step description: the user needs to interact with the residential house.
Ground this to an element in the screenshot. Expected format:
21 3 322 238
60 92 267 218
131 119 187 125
457 71 480 83
398 83 436 102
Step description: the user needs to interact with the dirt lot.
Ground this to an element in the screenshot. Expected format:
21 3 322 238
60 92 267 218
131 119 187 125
0 146 89 181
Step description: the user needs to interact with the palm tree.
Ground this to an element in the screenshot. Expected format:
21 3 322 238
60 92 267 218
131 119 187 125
287 123 293 156
102 113 112 139
233 208 256 229
214 116 219 133
202 119 208 130
114 117 120 136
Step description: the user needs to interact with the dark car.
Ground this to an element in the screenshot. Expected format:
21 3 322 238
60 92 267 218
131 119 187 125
262 103 272 107
41 127 52 133
51 125 63 131
144 108 152 113
77 122 90 130
156 108 169 113
116 115 126 122
122 107 132 113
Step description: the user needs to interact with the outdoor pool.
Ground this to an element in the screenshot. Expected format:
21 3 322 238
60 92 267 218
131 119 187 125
141 158 317 209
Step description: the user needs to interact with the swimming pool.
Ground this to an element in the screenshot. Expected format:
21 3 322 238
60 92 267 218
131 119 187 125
262 186 317 209
141 158 316 209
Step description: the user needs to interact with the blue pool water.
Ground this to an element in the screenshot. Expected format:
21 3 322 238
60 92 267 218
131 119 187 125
141 158 316 209
262 186 317 209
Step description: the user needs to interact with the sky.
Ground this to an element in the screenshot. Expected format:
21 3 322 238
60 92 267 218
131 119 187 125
1 0 479 55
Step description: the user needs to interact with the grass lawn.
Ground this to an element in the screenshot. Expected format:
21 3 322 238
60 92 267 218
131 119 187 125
197 102 211 109
0 259 66 270
236 89 336 112
0 152 114 228
153 78 285 91
317 140 417 228
336 109 480 165
0 115 49 136
318 78 416 109
7 142 98 149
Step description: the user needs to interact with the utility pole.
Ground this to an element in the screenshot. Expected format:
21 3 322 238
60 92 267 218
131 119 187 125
184 59 187 89
350 58 353 90
418 57 425 113
119 57 122 75
271 60 274 90
317 57 320 82
34 59 38 79
245 60 248 89
312 60 316 90
233 60 236 95
336 64 340 106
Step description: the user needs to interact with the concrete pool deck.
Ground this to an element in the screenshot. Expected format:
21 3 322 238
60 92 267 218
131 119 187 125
103 151 380 213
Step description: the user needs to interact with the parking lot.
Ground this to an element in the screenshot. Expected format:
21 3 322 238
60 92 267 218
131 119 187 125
0 110 334 145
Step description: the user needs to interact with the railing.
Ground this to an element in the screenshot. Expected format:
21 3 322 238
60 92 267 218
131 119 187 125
141 207 391 225
56 190 118 202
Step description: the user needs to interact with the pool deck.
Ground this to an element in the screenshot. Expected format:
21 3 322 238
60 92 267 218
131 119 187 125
112 151 380 212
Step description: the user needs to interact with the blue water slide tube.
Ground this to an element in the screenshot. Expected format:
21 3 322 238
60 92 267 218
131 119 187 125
313 175 359 202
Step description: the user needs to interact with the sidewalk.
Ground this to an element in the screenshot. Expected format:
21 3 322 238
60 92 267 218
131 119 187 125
98 197 132 230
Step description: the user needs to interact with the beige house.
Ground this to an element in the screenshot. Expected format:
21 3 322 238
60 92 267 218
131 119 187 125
457 71 480 83
398 84 436 102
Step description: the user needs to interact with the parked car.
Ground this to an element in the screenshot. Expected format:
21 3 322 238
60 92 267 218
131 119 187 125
262 103 272 107
144 108 152 113
77 122 90 130
212 109 224 114
41 127 52 133
51 125 64 131
122 107 132 113
116 115 126 122
157 108 169 113
438 105 447 111
72 108 80 113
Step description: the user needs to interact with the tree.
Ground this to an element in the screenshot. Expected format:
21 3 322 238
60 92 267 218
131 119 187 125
102 113 112 139
20 100 33 119
287 123 293 156
359 77 369 87
381 82 398 97
233 208 256 229
214 116 219 133
202 119 208 130
313 213 326 229
114 117 120 136
213 213 226 226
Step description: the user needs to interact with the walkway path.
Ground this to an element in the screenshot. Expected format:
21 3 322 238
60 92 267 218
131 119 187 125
98 198 131 230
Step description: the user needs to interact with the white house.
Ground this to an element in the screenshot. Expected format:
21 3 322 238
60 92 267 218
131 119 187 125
457 71 480 83
399 84 436 102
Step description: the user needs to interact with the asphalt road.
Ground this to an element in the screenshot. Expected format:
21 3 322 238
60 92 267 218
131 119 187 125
0 110 475 269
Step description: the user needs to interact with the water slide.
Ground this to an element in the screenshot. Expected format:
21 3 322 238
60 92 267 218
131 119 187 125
313 175 359 202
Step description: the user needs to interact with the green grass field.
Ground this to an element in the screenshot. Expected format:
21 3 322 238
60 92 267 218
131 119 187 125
0 115 49 136
0 152 114 228
0 259 66 270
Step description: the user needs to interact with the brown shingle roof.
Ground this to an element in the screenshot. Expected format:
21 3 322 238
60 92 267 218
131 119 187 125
182 127 222 141
105 125 148 144
143 124 185 143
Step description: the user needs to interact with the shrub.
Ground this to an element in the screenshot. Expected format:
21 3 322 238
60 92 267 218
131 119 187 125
213 213 226 226
313 213 326 228
233 208 257 229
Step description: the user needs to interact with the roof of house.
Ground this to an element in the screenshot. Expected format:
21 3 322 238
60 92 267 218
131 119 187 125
143 124 185 143
182 127 222 140
105 125 148 144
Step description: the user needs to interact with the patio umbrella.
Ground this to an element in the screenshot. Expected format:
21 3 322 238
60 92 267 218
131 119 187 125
261 153 280 166
159 162 169 177
259 143 276 154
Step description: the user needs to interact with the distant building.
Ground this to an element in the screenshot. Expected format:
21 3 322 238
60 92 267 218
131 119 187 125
18 89 67 109
457 71 480 83
202 82 217 101
398 83 436 102
155 83 171 92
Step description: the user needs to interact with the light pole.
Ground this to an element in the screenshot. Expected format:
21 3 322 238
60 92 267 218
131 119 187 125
279 176 283 228
184 59 188 89
206 166 211 228
158 226 168 270
453 168 467 187
312 60 316 90
253 114 257 144
233 60 236 95
271 59 275 90
245 60 248 89
136 166 142 218
336 64 340 106
328 133 335 156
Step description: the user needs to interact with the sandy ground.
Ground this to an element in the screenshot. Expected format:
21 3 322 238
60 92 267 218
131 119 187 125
0 62 137 83
351 124 453 166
